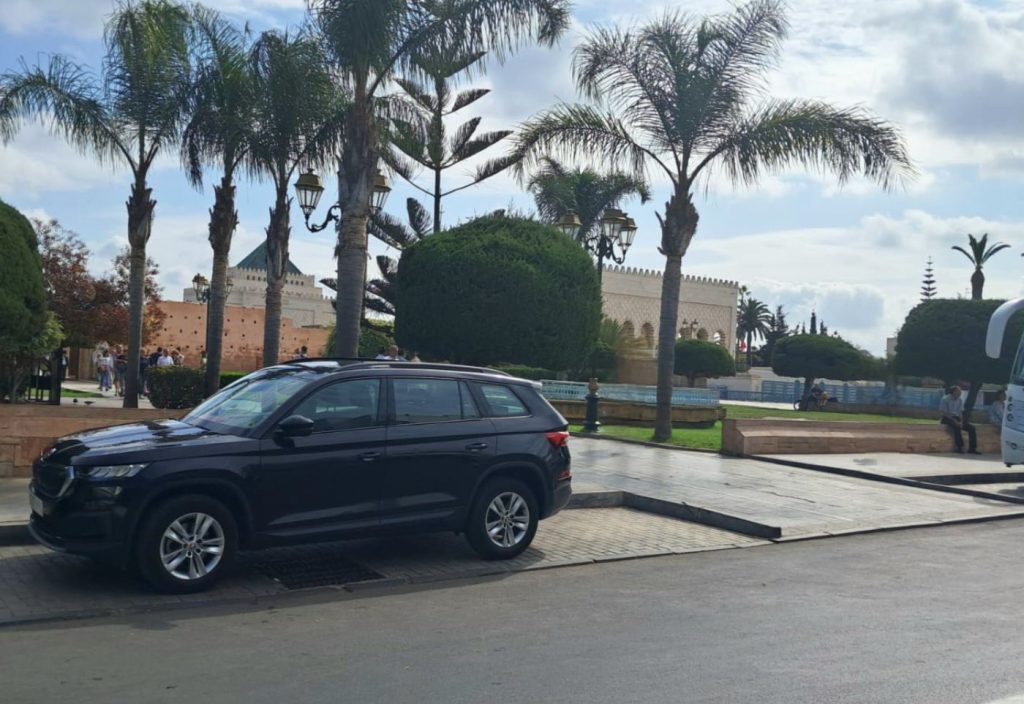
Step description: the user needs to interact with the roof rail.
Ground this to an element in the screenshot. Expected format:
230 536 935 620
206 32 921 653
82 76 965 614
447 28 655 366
285 357 511 376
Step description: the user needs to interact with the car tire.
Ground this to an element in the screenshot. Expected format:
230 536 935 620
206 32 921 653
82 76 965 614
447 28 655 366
136 494 238 594
465 477 538 560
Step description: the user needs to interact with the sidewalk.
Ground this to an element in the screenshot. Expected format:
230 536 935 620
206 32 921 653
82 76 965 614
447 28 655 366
60 379 154 410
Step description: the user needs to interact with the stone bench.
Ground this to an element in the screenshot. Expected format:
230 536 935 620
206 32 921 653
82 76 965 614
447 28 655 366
721 418 1001 456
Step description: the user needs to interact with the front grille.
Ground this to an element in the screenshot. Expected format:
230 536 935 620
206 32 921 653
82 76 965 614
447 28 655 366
34 462 70 498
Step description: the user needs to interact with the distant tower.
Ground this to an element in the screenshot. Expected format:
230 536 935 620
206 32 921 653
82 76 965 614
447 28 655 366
810 310 818 335
921 257 937 301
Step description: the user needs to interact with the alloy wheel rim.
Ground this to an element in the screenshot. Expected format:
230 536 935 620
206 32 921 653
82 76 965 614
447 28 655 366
485 491 530 548
159 512 225 581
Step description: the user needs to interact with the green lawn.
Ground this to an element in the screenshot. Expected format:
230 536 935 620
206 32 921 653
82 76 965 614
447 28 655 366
572 405 935 451
60 387 104 399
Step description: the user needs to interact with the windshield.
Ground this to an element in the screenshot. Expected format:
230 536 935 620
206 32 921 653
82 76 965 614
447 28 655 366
183 370 313 435
1013 339 1024 387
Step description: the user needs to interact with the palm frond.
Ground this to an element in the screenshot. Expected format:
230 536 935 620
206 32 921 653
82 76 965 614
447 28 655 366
509 103 672 184
368 208 416 249
0 56 128 166
449 129 511 165
700 98 914 191
451 87 490 112
406 198 432 240
951 245 975 265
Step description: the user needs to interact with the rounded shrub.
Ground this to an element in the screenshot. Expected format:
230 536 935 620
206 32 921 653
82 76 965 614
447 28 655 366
673 339 736 387
395 214 601 369
148 366 204 409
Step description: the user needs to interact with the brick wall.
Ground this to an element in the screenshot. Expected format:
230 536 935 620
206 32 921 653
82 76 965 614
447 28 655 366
149 301 331 372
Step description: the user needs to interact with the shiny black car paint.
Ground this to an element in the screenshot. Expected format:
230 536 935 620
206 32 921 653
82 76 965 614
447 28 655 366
29 362 572 567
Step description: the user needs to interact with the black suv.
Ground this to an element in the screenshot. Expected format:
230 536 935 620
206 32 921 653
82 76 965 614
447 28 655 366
28 361 572 593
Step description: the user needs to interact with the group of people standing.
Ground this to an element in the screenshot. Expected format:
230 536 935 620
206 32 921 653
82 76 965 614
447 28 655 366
93 344 192 397
375 345 421 362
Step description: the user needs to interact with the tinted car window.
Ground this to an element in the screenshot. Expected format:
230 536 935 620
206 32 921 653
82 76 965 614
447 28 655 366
479 384 529 417
460 382 480 419
393 378 471 424
292 379 382 432
184 372 311 434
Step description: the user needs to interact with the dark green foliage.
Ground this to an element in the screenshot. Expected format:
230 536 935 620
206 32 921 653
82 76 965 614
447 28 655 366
148 366 204 409
772 335 869 384
0 200 46 350
218 371 247 388
493 364 557 380
674 340 736 387
358 325 396 359
395 215 601 369
894 299 1022 384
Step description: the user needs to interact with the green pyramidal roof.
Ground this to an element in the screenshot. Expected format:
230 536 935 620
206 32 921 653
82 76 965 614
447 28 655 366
233 241 303 275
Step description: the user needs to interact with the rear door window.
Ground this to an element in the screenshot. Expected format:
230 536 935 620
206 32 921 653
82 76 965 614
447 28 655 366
393 378 476 424
478 384 530 417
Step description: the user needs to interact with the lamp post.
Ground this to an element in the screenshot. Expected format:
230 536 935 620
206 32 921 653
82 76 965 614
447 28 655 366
555 208 636 283
191 273 233 304
293 169 391 233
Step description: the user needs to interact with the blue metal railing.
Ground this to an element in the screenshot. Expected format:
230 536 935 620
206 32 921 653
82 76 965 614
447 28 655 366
541 380 720 408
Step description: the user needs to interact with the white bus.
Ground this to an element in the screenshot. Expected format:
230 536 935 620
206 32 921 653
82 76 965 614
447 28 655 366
985 298 1024 466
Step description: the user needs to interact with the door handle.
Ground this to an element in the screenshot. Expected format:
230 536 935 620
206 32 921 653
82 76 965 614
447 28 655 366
465 442 488 451
359 451 382 462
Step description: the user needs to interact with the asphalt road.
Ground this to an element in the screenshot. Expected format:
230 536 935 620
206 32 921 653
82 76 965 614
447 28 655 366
4 520 1024 704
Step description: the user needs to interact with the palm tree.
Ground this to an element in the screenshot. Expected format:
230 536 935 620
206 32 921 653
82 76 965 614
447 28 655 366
951 233 1008 300
245 31 343 366
509 0 913 440
308 0 571 358
527 156 649 245
182 7 254 396
737 297 771 367
0 0 192 407
387 50 518 233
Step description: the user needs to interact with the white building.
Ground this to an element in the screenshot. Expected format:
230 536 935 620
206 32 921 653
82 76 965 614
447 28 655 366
183 242 336 328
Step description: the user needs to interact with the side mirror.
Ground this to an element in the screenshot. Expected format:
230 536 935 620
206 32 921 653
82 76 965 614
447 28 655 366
276 414 315 437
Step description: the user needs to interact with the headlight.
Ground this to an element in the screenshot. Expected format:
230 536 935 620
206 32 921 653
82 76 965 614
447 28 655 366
85 464 147 479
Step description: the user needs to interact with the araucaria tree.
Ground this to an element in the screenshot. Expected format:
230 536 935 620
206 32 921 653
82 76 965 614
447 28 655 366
183 7 255 395
0 0 193 407
510 0 913 440
387 50 518 233
308 0 571 359
246 31 341 366
921 257 937 301
952 233 1008 300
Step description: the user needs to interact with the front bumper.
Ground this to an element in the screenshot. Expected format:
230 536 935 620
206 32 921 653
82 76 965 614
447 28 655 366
28 485 128 566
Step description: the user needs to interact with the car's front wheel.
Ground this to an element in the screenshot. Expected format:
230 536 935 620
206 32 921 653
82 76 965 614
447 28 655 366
465 477 538 559
136 494 238 593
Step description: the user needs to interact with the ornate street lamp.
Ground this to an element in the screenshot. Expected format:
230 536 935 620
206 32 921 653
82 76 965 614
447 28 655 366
555 211 582 239
582 208 635 282
191 274 232 304
294 169 391 233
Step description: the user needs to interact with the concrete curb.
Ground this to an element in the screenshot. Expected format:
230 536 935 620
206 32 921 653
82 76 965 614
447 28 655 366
0 522 29 547
751 455 1024 506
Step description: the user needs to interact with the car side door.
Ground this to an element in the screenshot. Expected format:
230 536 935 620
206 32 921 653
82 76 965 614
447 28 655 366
256 377 386 542
382 377 495 528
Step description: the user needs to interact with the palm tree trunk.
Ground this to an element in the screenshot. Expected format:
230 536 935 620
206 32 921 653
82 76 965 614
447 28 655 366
653 193 699 443
122 178 155 409
334 106 377 358
204 174 238 397
262 187 290 366
971 268 984 300
746 332 753 368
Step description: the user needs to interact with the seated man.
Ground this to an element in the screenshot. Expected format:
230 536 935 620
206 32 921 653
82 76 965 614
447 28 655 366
939 385 980 455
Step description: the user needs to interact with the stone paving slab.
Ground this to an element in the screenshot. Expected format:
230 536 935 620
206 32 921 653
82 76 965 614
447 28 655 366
571 438 1024 538
762 452 1008 480
0 507 760 625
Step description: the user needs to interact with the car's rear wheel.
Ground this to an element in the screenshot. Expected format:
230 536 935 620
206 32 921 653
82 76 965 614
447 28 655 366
465 477 538 559
136 494 238 594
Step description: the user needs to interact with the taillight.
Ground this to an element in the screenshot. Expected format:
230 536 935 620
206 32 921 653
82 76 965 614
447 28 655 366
545 431 569 448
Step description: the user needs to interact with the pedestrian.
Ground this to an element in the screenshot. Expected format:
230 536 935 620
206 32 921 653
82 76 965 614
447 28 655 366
114 345 128 397
59 348 68 381
940 385 980 455
149 347 162 369
97 348 113 392
990 389 1007 426
174 348 185 366
158 349 174 367
409 351 422 363
374 347 389 360
300 345 308 359
139 353 149 398
200 348 208 369
92 345 105 389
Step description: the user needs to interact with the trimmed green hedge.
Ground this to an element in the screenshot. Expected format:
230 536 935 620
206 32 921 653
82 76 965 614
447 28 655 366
395 214 601 369
148 366 204 409
219 371 248 388
493 363 557 380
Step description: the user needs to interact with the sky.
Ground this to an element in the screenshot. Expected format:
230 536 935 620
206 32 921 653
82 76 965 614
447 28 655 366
2 0 1024 356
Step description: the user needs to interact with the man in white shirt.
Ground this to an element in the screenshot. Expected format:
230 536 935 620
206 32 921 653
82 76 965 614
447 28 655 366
157 351 175 367
939 385 979 454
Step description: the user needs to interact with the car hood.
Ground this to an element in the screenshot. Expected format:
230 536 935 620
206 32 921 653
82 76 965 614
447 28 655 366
44 419 245 466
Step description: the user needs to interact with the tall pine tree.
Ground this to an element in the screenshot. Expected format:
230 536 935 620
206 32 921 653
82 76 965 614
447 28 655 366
921 257 937 301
